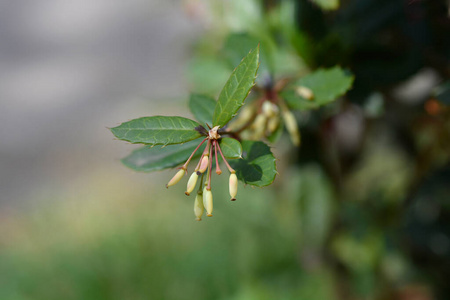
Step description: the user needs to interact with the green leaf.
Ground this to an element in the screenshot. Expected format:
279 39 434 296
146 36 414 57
219 138 242 159
310 0 339 11
282 66 354 111
223 32 275 77
213 46 260 127
122 139 205 172
188 94 216 126
229 140 277 187
111 116 203 146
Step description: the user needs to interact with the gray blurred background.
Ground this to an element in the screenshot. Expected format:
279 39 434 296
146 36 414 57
0 0 199 209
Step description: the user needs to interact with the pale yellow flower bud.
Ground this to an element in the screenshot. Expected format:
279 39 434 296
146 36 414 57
166 169 185 188
228 104 255 131
185 172 198 196
296 86 314 100
283 110 301 146
204 189 213 217
262 101 278 118
198 154 209 173
194 193 204 221
251 114 267 140
229 173 238 201
267 115 280 134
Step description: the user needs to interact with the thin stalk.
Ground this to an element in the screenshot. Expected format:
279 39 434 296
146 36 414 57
181 138 208 170
207 143 213 190
214 141 222 175
215 140 235 173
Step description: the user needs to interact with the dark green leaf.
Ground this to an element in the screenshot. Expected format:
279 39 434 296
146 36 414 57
122 139 205 172
219 137 242 159
213 46 260 127
188 94 216 126
282 66 354 111
229 140 277 187
111 116 202 146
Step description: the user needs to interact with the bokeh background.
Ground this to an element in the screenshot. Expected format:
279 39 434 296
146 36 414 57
1 0 450 299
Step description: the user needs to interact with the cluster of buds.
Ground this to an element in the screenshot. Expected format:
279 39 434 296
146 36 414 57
166 126 238 221
228 84 311 146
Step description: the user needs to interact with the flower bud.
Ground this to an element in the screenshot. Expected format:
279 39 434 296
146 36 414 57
251 114 267 140
204 189 213 217
228 104 255 131
185 172 198 195
267 115 280 134
296 86 314 100
262 101 278 118
194 193 204 221
198 154 209 174
229 173 238 201
166 169 185 188
282 110 301 146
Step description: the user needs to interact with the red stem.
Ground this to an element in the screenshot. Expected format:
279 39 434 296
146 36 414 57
215 140 235 173
207 143 213 190
214 141 222 175
182 138 208 170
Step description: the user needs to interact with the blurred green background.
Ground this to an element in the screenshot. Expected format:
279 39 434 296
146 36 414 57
1 0 449 299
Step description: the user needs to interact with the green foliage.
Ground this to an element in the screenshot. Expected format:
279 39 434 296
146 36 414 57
282 66 354 110
188 94 216 126
223 32 275 77
230 140 276 187
213 46 260 127
219 137 242 159
111 116 202 146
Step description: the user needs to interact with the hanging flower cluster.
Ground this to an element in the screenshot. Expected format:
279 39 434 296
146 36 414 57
228 83 313 147
166 126 238 221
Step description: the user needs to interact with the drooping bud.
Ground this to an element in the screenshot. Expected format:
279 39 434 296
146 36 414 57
197 154 209 174
185 172 198 195
204 189 213 217
227 103 255 131
194 193 204 221
202 186 208 208
262 101 278 118
166 169 185 188
229 173 238 201
267 115 280 134
296 86 314 100
282 110 301 146
251 114 267 140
